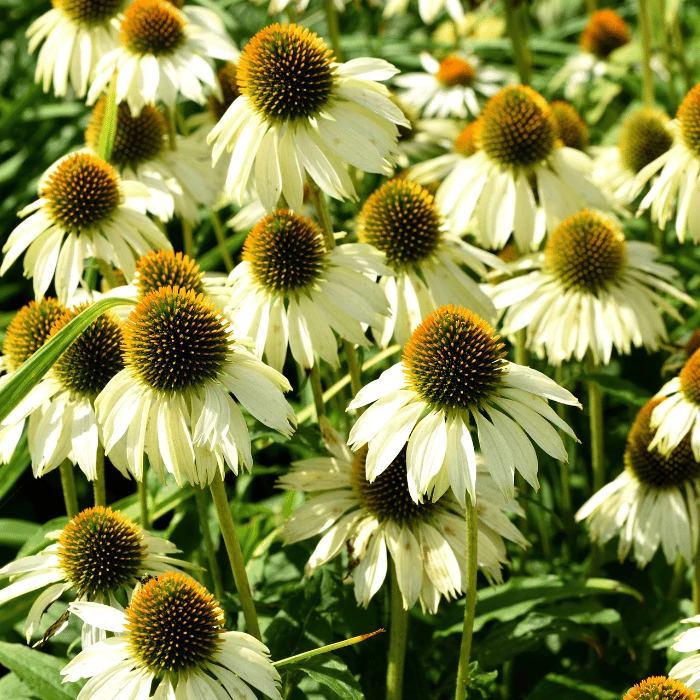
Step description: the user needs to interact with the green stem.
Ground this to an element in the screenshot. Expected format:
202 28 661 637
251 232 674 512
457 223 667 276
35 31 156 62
309 364 327 421
211 211 235 272
59 460 79 519
586 355 605 494
670 553 686 600
454 496 478 700
165 105 177 151
694 541 700 615
274 628 385 667
343 341 363 405
555 364 573 529
324 0 343 61
183 220 195 259
504 0 532 86
514 328 529 367
138 480 150 530
672 19 692 93
386 565 409 700
209 472 262 640
638 0 655 107
97 77 118 162
93 446 106 508
195 487 225 603
655 0 678 110
584 0 596 13
307 179 335 250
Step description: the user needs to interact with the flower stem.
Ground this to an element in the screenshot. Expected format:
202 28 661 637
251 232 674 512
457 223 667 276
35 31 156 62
59 460 79 519
385 564 409 700
309 364 327 420
694 545 700 615
555 364 573 529
97 77 118 162
195 487 225 603
308 178 335 250
183 220 195 259
586 355 605 494
638 0 655 107
274 628 385 667
93 446 106 508
504 0 532 86
655 0 678 110
672 19 692 93
584 0 596 13
138 480 150 530
209 472 262 640
515 328 529 367
165 105 178 151
343 340 364 408
324 0 343 61
211 211 235 272
454 496 478 700
670 553 686 599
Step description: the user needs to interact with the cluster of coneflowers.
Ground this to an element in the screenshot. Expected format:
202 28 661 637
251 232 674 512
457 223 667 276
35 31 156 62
2 0 700 697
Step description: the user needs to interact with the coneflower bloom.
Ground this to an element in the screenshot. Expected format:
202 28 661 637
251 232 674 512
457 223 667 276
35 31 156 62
1 152 169 304
0 507 189 647
622 676 697 700
224 210 391 371
208 23 408 212
267 0 345 15
279 422 527 613
87 0 238 115
550 100 589 152
61 572 282 699
356 179 503 347
382 0 465 25
348 304 579 504
490 210 693 366
671 618 700 691
576 398 700 567
95 286 295 485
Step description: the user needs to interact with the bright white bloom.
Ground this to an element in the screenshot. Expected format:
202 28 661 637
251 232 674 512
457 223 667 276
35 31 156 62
279 421 527 613
61 572 282 700
671 616 700 691
0 507 189 648
208 23 408 212
88 0 238 115
348 304 580 505
356 178 504 347
394 52 507 119
382 0 464 25
267 0 346 15
490 209 694 366
26 0 124 98
95 286 296 486
224 210 391 372
1 152 169 304
576 397 700 567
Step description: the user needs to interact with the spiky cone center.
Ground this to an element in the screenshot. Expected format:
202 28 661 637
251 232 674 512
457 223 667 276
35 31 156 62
454 120 480 158
677 85 700 159
243 210 329 294
435 56 476 87
351 446 435 524
125 573 224 674
625 398 700 488
121 0 186 56
580 9 631 59
123 286 232 392
134 250 204 297
619 108 674 173
42 153 121 231
357 179 443 270
51 0 124 26
86 98 167 170
237 23 336 123
3 299 66 372
208 62 241 122
58 507 145 597
543 210 627 294
477 86 557 168
403 305 506 412
550 100 589 151
680 348 700 405
51 304 124 398
622 676 698 700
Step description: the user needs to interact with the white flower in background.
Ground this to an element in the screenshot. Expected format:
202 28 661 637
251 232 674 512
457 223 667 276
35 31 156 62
0 507 189 648
394 52 507 119
490 209 693 366
26 0 125 98
267 0 346 15
61 572 282 700
348 304 579 504
356 178 503 347
0 152 170 304
88 0 238 115
95 286 295 486
671 616 700 691
576 397 700 567
225 210 390 371
208 23 408 212
383 0 465 25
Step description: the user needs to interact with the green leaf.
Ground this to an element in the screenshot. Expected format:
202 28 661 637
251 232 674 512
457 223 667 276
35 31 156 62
0 642 84 700
295 654 365 700
0 519 40 548
17 517 68 558
526 673 618 700
97 78 118 161
0 432 30 503
575 373 651 407
0 672 36 700
0 297 135 425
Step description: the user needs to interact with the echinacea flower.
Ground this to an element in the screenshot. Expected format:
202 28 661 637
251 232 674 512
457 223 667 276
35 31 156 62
88 0 238 115
95 286 296 485
267 0 345 16
279 422 527 613
576 398 700 567
61 572 282 700
348 304 579 504
224 210 390 372
0 507 189 647
671 618 700 691
550 100 589 152
1 152 170 303
356 178 503 347
623 676 697 700
208 23 408 212
382 0 465 26
490 209 693 366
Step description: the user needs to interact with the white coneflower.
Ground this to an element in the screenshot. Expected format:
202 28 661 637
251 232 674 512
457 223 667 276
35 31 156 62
61 572 282 700
1 152 170 304
87 0 238 115
549 100 589 152
207 23 408 212
382 0 465 25
0 507 189 647
490 209 694 366
26 0 125 98
224 210 390 371
348 304 579 504
394 52 507 119
267 0 345 15
671 618 700 691
95 286 296 485
576 397 700 567
356 178 503 347
279 423 527 613
622 676 697 700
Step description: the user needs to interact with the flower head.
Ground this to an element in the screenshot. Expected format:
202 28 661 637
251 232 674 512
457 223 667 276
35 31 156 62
208 62 240 122
623 677 697 700
580 9 631 59
671 617 700 692
550 100 589 151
